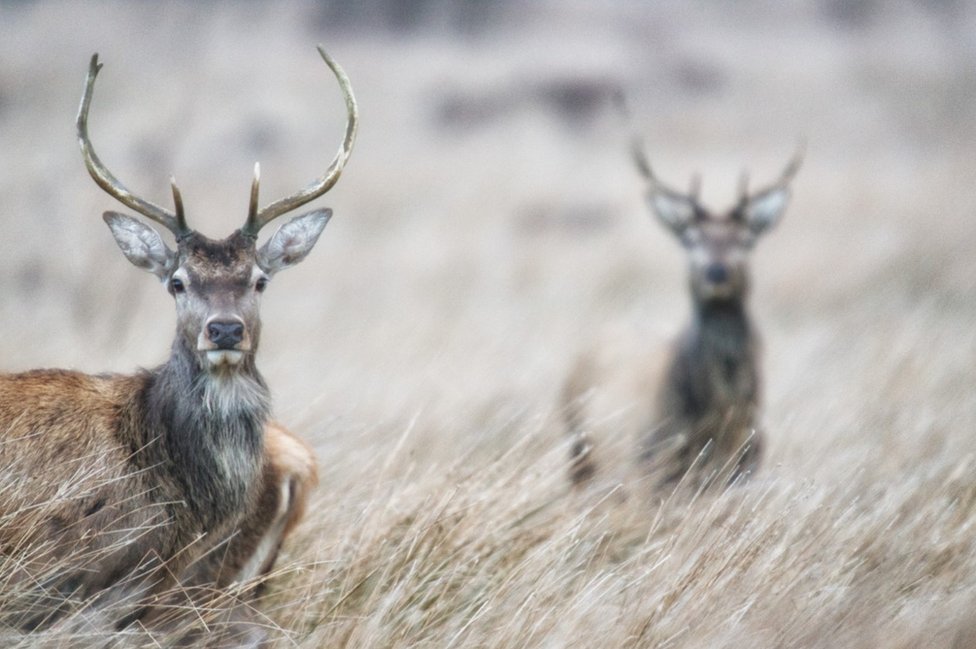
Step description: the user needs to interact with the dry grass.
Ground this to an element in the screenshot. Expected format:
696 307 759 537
1 1 976 646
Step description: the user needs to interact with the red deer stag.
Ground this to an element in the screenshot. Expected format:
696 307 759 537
0 46 356 635
564 139 800 491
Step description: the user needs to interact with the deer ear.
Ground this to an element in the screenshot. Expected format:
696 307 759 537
103 212 176 281
743 187 790 235
257 209 332 275
649 192 697 236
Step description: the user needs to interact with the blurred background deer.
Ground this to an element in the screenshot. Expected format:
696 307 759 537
564 139 800 493
0 46 355 640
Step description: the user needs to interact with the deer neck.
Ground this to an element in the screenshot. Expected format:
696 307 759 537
145 338 269 525
689 298 754 366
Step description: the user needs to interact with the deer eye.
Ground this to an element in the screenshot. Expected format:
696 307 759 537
169 277 185 294
255 277 269 293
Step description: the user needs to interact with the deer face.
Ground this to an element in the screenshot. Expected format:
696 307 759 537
652 195 788 302
104 210 330 372
681 218 756 302
77 46 356 373
635 145 800 304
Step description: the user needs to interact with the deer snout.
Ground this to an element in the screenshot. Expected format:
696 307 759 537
705 263 730 285
207 320 245 350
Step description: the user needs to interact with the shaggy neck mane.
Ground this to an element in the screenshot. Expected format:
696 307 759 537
144 339 269 525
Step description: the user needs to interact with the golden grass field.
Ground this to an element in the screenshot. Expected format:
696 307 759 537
1 1 976 646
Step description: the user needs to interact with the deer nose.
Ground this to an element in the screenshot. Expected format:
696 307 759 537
207 320 245 350
705 263 730 284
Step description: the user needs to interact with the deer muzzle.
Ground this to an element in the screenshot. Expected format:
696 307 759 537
199 317 251 368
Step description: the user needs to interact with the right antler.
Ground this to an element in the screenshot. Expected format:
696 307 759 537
242 45 358 237
77 54 190 238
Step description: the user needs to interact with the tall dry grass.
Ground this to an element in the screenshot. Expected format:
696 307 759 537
1 1 975 646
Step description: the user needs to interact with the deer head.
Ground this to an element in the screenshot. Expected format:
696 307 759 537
77 46 357 373
633 140 801 304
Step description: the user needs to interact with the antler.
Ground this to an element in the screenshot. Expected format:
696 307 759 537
631 135 704 208
615 85 703 209
737 143 805 207
242 45 358 237
77 54 190 238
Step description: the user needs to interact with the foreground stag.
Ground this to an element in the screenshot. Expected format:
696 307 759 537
0 46 355 635
565 140 800 490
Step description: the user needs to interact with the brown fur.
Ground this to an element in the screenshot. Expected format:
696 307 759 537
0 369 317 633
182 421 319 590
0 46 352 641
0 224 328 635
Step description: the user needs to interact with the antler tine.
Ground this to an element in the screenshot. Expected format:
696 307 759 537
748 142 806 200
775 141 805 187
243 46 359 236
77 54 189 237
170 177 188 234
247 162 260 225
630 134 655 184
631 134 697 203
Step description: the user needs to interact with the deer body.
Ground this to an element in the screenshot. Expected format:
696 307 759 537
566 143 799 490
0 47 355 635
0 361 263 618
646 299 763 484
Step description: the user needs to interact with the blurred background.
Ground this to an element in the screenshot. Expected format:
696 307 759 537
0 0 974 481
